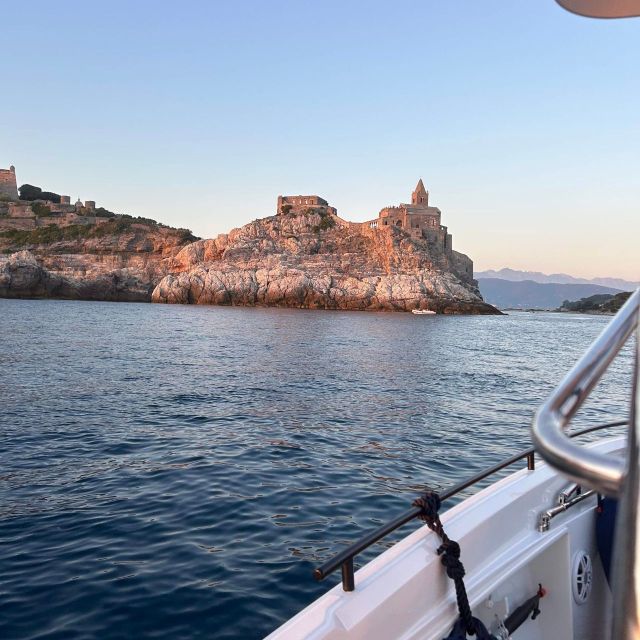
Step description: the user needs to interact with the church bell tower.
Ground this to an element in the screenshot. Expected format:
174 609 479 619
411 179 429 206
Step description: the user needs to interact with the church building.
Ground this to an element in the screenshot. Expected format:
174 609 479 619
366 179 453 253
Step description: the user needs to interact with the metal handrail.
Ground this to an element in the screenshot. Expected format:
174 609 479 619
531 289 639 640
532 288 639 496
314 419 627 591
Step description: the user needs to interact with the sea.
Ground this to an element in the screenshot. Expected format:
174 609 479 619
0 299 633 639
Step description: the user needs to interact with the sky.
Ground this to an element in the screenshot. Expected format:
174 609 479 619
1 1 638 279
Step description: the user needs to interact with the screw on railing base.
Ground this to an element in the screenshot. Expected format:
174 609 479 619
527 451 535 470
341 557 355 591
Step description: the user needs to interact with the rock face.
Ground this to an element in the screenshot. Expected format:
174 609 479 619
152 212 499 314
0 223 195 301
0 250 154 301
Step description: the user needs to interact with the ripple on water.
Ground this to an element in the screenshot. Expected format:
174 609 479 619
0 300 631 639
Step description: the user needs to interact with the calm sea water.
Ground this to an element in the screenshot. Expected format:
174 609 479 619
0 300 633 639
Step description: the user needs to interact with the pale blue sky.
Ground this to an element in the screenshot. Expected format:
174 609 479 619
1 1 638 279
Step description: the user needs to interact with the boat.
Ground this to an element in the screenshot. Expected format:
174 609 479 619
411 309 436 315
266 5 640 637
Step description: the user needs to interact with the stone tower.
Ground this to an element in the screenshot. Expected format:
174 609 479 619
0 165 18 201
411 178 428 206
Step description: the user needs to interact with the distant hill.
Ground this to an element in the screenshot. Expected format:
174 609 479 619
559 292 632 314
477 278 623 310
476 267 639 292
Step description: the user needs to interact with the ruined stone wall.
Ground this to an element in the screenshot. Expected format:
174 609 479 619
277 195 337 217
279 195 328 207
445 233 453 252
8 203 34 218
0 168 18 201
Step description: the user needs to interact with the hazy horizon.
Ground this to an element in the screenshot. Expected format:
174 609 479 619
1 1 638 280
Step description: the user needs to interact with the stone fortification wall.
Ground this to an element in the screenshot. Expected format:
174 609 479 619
0 202 113 233
277 195 337 216
0 167 18 201
8 203 34 218
279 195 328 207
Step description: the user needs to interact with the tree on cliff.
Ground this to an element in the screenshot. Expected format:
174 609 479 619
19 184 61 203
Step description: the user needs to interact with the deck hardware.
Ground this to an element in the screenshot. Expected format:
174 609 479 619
340 558 354 592
538 488 595 532
493 617 510 640
502 584 545 634
526 451 535 470
572 550 593 604
558 482 582 505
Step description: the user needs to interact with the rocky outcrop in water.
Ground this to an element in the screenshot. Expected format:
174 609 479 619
152 212 499 314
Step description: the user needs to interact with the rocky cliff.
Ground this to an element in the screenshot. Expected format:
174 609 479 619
152 211 498 314
0 220 196 301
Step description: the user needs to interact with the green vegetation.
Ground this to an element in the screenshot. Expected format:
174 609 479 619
31 202 51 217
280 203 293 215
559 292 632 313
0 219 133 245
177 228 198 243
94 207 116 218
317 214 336 231
1 224 85 245
312 208 336 233
18 184 61 203
118 213 160 225
0 217 198 248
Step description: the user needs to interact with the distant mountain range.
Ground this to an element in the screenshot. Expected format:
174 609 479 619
476 268 639 292
477 278 625 310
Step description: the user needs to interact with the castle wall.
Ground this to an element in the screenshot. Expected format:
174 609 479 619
8 203 34 218
279 195 328 208
0 168 18 201
277 194 336 216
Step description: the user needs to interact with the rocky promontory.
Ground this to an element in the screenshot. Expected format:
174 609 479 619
152 211 499 314
1 173 499 313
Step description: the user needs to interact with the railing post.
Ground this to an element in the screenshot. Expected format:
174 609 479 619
527 451 535 470
341 557 355 592
610 321 640 639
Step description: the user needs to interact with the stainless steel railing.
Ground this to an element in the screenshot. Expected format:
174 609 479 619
532 288 639 639
532 289 639 496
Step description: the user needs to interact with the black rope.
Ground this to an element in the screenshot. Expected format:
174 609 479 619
413 491 491 639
